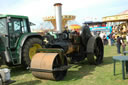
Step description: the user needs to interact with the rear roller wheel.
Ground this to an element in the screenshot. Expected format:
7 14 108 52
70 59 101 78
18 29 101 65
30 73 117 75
22 38 43 67
87 37 104 65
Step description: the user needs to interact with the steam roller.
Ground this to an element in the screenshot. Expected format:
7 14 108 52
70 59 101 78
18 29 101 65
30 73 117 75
30 3 104 81
30 49 69 80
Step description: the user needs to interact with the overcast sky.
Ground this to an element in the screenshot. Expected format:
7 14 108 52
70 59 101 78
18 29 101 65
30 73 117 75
0 0 128 27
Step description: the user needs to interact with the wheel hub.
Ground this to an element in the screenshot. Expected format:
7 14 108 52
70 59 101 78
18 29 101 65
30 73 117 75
29 44 42 59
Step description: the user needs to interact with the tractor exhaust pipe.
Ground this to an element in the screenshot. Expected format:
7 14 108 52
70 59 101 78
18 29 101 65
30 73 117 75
54 3 62 33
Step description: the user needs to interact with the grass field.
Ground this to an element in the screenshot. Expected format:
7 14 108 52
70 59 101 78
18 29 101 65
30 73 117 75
10 45 128 85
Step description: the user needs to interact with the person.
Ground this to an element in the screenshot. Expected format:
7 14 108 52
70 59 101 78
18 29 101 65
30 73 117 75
120 36 126 55
103 33 108 45
116 36 121 54
108 32 114 46
117 25 121 33
126 33 128 44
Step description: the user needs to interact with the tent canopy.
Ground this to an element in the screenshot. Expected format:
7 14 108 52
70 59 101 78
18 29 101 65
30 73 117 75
102 10 128 22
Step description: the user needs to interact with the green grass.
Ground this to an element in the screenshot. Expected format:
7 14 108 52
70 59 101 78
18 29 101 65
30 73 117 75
10 45 128 85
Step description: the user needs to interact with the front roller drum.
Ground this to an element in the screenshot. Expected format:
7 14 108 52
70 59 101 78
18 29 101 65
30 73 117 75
30 53 68 80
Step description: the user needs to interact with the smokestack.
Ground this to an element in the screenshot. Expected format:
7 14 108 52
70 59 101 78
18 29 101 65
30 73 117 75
54 3 62 33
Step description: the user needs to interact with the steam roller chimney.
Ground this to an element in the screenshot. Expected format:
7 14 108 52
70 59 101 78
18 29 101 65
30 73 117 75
54 3 62 33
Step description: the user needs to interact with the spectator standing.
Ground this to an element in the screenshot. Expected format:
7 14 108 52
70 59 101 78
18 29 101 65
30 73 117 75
120 37 126 55
116 36 121 54
117 25 121 33
103 33 108 45
108 33 114 46
121 39 126 55
126 33 128 44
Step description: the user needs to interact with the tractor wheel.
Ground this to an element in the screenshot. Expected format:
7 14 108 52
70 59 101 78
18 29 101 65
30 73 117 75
22 38 43 67
87 37 104 65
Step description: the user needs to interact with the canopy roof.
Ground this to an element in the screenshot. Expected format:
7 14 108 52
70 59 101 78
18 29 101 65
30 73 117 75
102 10 128 22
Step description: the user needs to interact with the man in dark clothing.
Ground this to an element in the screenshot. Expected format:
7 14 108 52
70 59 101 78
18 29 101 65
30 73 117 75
108 33 113 46
116 36 122 54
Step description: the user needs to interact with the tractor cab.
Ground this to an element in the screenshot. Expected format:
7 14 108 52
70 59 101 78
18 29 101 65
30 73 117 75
0 15 34 65
0 15 30 49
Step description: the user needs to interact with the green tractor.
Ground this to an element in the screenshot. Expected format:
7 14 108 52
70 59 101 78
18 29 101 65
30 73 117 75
0 14 43 67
